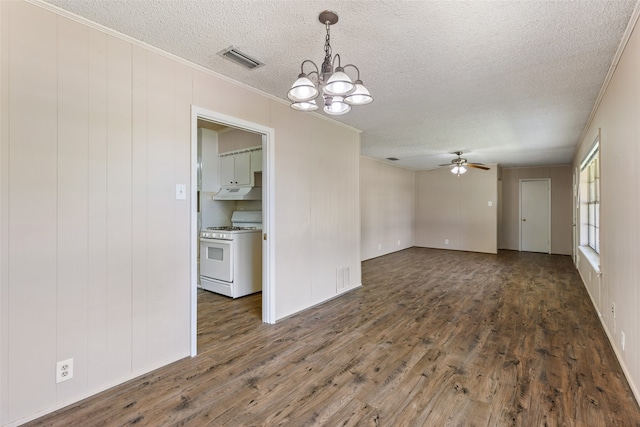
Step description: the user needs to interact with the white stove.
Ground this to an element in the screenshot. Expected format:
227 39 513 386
201 226 259 241
199 211 262 298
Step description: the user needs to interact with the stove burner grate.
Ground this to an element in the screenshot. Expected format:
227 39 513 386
206 226 257 231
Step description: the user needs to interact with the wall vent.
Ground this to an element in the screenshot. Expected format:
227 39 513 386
219 46 264 70
336 266 350 291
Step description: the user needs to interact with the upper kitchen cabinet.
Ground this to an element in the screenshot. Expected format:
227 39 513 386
251 149 262 173
199 127 220 192
219 147 262 188
220 151 251 186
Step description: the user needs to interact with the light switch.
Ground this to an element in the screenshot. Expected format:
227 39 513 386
176 184 186 200
488 201 493 207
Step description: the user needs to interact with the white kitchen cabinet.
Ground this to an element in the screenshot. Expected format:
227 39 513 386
220 151 251 187
251 150 262 173
199 128 219 192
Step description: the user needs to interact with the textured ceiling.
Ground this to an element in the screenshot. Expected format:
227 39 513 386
43 0 638 170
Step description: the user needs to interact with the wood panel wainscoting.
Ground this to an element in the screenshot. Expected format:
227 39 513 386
26 248 640 426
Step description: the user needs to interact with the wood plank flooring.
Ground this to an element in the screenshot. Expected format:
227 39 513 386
26 248 640 426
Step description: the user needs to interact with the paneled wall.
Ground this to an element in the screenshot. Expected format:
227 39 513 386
360 157 415 261
577 251 602 315
500 166 573 255
415 166 498 254
0 1 362 425
269 106 362 316
218 128 262 153
573 12 640 401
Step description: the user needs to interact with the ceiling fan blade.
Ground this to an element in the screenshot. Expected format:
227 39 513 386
438 163 454 167
468 164 490 170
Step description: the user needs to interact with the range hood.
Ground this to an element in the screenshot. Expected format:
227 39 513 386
213 187 262 200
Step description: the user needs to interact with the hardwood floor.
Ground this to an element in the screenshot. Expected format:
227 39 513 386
26 248 640 426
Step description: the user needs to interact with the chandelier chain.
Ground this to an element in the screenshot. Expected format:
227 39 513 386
324 22 332 62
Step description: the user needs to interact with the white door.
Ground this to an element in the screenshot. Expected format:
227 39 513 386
520 179 550 253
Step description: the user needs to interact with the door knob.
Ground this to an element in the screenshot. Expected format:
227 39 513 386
522 218 526 222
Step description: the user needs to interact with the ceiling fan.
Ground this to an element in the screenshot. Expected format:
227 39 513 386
439 151 490 176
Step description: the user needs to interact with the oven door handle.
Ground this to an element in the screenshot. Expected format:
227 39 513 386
200 237 232 243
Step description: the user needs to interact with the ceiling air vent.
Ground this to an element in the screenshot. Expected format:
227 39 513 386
219 46 264 70
386 157 399 161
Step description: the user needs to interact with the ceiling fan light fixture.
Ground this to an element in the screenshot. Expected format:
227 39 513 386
442 151 488 176
287 11 372 115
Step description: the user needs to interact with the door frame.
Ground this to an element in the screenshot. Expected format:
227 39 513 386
190 106 276 357
572 168 578 264
519 178 551 253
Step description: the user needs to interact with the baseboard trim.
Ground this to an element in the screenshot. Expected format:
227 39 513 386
275 283 363 323
580 274 640 407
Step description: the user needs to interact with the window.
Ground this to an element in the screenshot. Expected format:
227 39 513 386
586 153 599 252
580 140 599 254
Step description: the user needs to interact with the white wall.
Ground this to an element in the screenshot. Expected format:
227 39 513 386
218 128 262 153
0 2 361 425
360 157 415 261
500 166 573 255
269 106 361 317
416 166 498 254
573 12 640 402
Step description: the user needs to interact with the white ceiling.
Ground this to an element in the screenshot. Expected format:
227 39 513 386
43 0 638 170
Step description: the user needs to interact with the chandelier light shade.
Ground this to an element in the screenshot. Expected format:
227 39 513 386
287 11 373 115
323 96 351 115
287 74 319 102
344 80 373 105
323 68 355 96
291 99 319 112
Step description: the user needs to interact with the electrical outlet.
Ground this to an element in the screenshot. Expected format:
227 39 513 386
622 331 626 351
612 302 616 332
378 244 381 250
612 303 616 318
397 240 400 246
56 358 73 383
445 239 449 245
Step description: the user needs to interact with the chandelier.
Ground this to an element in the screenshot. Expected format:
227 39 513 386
287 11 373 115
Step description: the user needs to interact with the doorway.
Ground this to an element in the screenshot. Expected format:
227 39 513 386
519 179 551 253
190 106 275 356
